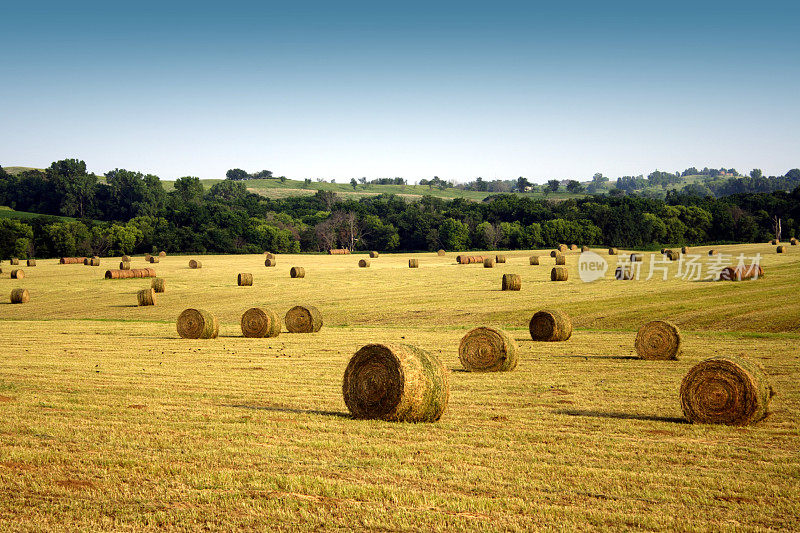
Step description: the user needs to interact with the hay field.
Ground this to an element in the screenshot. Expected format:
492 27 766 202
1 244 798 531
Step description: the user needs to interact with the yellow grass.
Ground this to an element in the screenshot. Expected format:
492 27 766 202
0 244 798 531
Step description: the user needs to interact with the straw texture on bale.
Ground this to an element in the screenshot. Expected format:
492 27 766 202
238 273 254 286
457 255 485 264
608 248 618 255
681 246 689 254
554 253 566 265
328 248 350 255
285 305 323 333
408 259 419 268
189 259 202 269
501 273 521 291
264 257 277 267
529 255 539 265
550 250 558 258
10 288 29 304
177 308 219 339
121 255 130 262
137 288 156 306
104 268 156 279
264 252 274 259
59 257 86 264
665 249 680 261
149 256 159 263
119 261 131 270
358 259 370 268
144 254 152 262
791 238 797 245
615 266 634 280
90 257 100 266
550 266 568 281
458 327 518 372
708 249 718 256
680 355 773 426
660 248 667 254
495 255 506 263
290 266 305 278
570 244 578 251
581 246 590 252
241 307 281 338
483 258 494 268
342 343 449 422
635 320 682 360
10 269 24 279
776 245 785 253
529 309 572 341
26 259 36 267
630 253 643 262
369 251 379 258
151 278 166 293
10 258 19 265
719 265 764 281
83 257 91 265
437 249 446 256
159 251 166 257
557 244 568 253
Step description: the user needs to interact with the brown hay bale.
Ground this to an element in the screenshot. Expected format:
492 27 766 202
84 258 91 265
264 258 277 267
630 253 643 262
458 327 518 372
708 249 718 256
26 259 36 267
358 259 370 268
369 251 379 258
615 266 634 280
554 252 566 265
151 278 166 293
681 246 689 254
189 259 202 269
137 288 156 306
10 258 19 265
558 244 568 253
529 255 539 265
501 273 521 291
468 256 485 264
550 266 568 281
660 248 667 254
91 257 100 266
791 238 797 246
10 288 29 304
777 245 786 253
495 255 506 263
105 268 155 279
285 305 323 333
581 246 590 252
177 308 219 339
342 343 449 422
608 247 618 255
238 273 254 286
719 265 764 281
570 244 578 251
635 320 682 360
10 269 24 279
241 307 281 338
265 252 274 259
144 253 152 262
770 239 778 245
529 309 572 341
665 249 679 261
328 248 350 255
119 261 131 270
483 258 494 268
290 266 305 278
680 355 773 426
150 256 160 263
437 249 446 256
121 255 130 262
105 270 116 279
549 250 558 257
159 251 166 257
408 259 419 268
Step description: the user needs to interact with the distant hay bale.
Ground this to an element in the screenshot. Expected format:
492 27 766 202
177 308 219 339
483 258 494 268
708 249 718 256
26 259 36 267
495 255 506 263
10 258 19 265
264 252 274 259
660 248 667 254
119 261 131 270
290 266 305 278
615 266 634 280
149 256 159 263
550 250 558 258
558 244 568 253
159 251 166 257
60 257 86 264
608 247 618 255
635 320 682 360
264 258 277 267
342 343 449 422
10 288 29 304
84 258 91 265
554 253 566 265
358 259 370 268
328 248 350 255
770 239 778 245
144 254 152 262
121 255 130 262
681 246 689 254
241 307 281 338
665 249 679 261
501 273 521 291
437 249 446 256
189 259 202 269
105 268 155 279
10 269 24 279
719 265 764 281
137 288 156 306
791 238 797 246
777 245 785 253
91 257 100 266
529 256 539 265
570 244 578 251
408 259 419 268
285 305 323 333
529 309 572 341
581 246 590 252
458 327 518 372
151 278 166 293
369 251 379 258
550 266 568 281
238 273 254 286
630 253 643 262
680 355 773 426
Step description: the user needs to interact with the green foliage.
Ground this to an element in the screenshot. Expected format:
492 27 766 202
438 218 470 251
0 218 34 258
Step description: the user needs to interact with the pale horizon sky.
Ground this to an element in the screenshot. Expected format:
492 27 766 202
1 1 798 184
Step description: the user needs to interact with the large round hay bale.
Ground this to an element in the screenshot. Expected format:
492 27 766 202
290 266 305 278
719 265 764 281
501 273 521 291
119 261 131 270
681 246 689 254
458 327 518 372
529 309 572 341
554 253 566 265
91 257 100 266
660 248 667 254
189 259 202 269
708 249 718 256
680 355 773 426
608 247 618 255
10 269 24 279
550 250 558 258
408 259 419 268
121 255 130 262
144 254 152 262
483 258 494 268
558 244 568 253
369 251 379 258
529 255 539 265
10 288 29 304
238 273 254 286
635 320 681 360
159 251 166 257
495 255 506 263
343 343 449 422
241 307 281 338
149 256 159 263
665 249 679 261
437 249 446 256
615 266 634 280
265 258 277 267
265 252 274 259
177 308 219 339
105 270 116 279
84 258 91 265
358 259 370 268
10 258 19 265
581 246 590 253
550 266 568 281
777 245 785 253
791 238 797 246
144 268 156 278
137 288 156 306
630 253 643 262
151 278 166 293
26 259 36 267
285 305 323 333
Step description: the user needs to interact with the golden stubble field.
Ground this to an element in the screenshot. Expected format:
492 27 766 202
0 244 798 531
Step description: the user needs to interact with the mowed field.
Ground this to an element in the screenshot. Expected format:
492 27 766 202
0 243 798 531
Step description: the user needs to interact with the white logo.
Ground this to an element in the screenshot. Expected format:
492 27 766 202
579 251 608 282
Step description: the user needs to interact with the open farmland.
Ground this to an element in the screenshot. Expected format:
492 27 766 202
0 243 798 531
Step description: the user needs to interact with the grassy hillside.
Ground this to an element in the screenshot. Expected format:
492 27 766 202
0 206 75 221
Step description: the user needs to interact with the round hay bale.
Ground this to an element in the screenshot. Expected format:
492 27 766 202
105 270 115 279
159 251 166 257
437 249 446 256
10 258 19 265
665 249 679 261
264 258 276 267
151 278 166 293
241 307 281 338
144 268 156 277
501 273 521 291
119 261 131 270
10 269 24 279
91 257 100 266
791 238 797 246
708 249 718 256
770 239 778 245
265 252 275 259
358 259 370 268
458 327 518 372
777 245 785 253
144 254 152 262
189 259 202 269
635 320 682 360
149 256 159 263
10 288 29 304
681 246 689 254
137 288 156 306
495 255 506 263
342 343 449 422
554 252 566 265
608 247 618 255
408 259 419 268
550 266 568 281
238 273 254 286
615 266 634 280
483 258 494 268
177 308 219 339
290 266 305 278
285 305 323 333
630 253 643 262
550 250 558 258
581 246 590 252
719 265 764 281
529 255 539 265
558 244 568 253
121 255 130 262
26 259 36 267
84 258 91 265
660 248 667 254
529 309 572 341
570 244 578 251
680 355 773 426
369 251 379 258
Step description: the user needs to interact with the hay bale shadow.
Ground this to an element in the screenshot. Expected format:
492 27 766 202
228 403 350 419
555 409 686 424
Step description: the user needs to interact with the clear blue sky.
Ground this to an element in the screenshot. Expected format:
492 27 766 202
1 1 798 183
